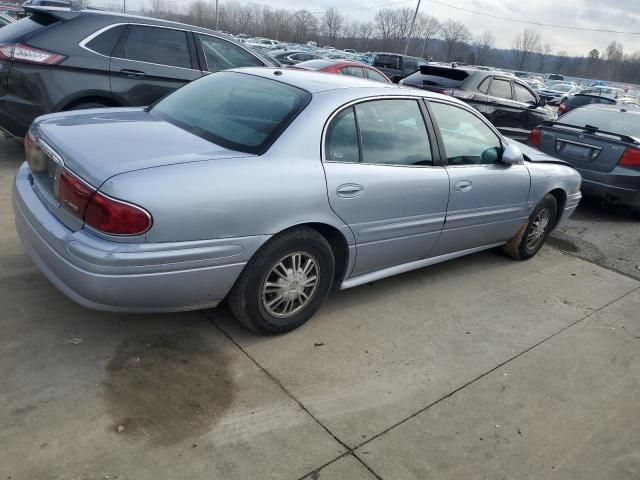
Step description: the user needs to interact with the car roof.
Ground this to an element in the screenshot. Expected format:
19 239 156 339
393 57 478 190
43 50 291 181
229 67 439 96
576 104 640 114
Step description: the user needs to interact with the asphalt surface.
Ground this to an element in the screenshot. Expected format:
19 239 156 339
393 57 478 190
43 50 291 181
1 136 639 480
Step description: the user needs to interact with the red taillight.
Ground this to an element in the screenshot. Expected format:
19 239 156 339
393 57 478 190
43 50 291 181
58 170 94 217
527 128 542 147
0 43 65 64
84 192 151 236
618 148 640 168
558 102 567 114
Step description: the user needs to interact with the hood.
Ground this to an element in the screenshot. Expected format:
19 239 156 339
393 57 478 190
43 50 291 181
507 138 571 166
32 108 253 187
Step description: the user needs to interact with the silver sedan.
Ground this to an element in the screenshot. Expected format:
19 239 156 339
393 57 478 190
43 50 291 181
13 68 582 333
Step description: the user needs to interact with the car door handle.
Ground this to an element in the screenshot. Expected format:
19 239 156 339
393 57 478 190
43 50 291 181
337 183 364 198
120 69 145 79
454 180 473 192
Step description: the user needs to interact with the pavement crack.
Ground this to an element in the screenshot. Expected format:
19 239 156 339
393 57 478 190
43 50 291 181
351 284 640 452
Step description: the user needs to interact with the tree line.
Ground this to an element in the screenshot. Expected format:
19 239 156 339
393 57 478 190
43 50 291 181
126 0 640 84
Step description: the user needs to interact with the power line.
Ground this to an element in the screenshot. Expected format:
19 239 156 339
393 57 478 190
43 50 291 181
309 0 415 15
426 0 640 35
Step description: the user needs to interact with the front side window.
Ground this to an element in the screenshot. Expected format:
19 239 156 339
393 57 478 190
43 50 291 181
514 82 536 103
430 102 502 165
489 78 513 100
121 26 191 69
325 99 432 166
198 34 263 72
150 72 310 154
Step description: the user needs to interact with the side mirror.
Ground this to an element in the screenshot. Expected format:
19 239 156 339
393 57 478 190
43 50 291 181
538 97 547 107
502 144 525 165
392 75 402 84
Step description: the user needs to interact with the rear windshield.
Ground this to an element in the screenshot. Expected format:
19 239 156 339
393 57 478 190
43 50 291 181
374 54 401 69
0 13 57 42
560 108 640 138
568 95 615 108
150 72 311 155
403 66 469 88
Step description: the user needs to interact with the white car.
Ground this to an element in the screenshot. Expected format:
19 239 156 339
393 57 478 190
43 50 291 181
245 38 281 50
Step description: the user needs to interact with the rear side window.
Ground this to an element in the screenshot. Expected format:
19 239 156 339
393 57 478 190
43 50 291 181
326 99 432 166
374 54 401 70
198 34 263 72
0 13 57 42
85 25 125 56
490 78 513 99
120 26 191 69
150 72 311 155
478 77 490 93
365 69 388 83
341 66 364 78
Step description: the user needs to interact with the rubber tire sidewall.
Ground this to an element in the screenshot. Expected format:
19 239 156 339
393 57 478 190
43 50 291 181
229 228 335 335
518 194 558 260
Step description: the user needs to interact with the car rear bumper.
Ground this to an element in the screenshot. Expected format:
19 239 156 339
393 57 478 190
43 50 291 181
13 163 267 313
578 166 640 210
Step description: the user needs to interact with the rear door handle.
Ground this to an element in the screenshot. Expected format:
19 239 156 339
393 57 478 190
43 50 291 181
120 69 145 79
337 183 364 198
454 180 473 192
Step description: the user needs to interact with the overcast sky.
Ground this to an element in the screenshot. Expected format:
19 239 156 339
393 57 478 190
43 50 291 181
99 0 640 56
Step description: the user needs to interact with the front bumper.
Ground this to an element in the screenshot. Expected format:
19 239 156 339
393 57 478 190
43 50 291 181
13 163 268 313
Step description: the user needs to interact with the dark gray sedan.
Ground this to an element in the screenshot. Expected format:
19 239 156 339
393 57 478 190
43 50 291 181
528 105 640 213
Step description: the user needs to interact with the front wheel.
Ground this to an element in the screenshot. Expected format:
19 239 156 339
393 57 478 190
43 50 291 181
503 194 558 260
228 227 335 334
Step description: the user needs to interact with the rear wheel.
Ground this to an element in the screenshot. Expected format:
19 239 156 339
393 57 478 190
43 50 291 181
228 227 335 334
503 194 557 260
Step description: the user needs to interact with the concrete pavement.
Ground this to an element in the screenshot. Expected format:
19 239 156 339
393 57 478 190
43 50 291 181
1 137 639 480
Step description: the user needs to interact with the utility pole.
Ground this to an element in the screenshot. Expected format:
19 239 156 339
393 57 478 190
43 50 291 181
122 0 125 14
214 0 219 30
403 0 421 55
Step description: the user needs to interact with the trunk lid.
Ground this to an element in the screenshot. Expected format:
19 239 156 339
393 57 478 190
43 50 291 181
536 123 632 173
32 107 253 188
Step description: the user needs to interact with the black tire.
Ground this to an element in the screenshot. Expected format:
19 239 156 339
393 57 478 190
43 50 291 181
66 102 110 111
503 194 558 260
228 227 335 334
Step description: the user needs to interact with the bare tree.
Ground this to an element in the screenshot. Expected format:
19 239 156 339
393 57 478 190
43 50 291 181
473 31 494 65
321 8 343 44
537 42 552 72
441 19 471 60
416 14 440 58
512 29 542 70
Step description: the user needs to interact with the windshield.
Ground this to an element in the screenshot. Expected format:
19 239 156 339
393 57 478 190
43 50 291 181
552 84 573 92
150 72 311 154
560 108 640 138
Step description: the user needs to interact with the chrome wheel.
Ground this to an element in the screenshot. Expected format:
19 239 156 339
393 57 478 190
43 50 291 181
261 252 320 319
526 208 550 251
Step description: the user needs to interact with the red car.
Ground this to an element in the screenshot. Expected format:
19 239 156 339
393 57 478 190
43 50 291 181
288 59 390 83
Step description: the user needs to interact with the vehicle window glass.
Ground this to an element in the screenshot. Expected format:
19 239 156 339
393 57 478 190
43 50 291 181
489 78 513 99
374 54 401 70
355 99 432 166
559 108 640 138
404 57 417 72
122 26 191 69
326 107 359 163
0 16 9 26
478 77 490 94
365 69 388 83
344 66 365 78
0 12 57 42
199 34 263 72
86 25 126 56
514 83 536 103
430 102 502 166
150 71 310 155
